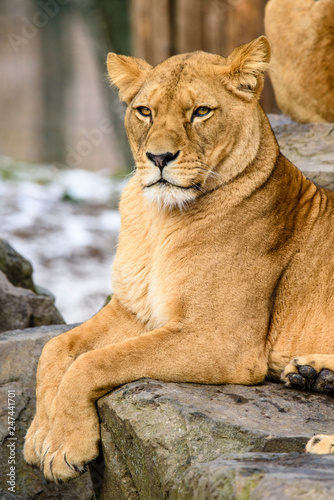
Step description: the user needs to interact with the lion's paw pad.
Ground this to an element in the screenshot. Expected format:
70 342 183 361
298 365 318 379
288 366 334 395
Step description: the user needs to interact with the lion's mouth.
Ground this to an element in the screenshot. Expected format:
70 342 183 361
145 179 201 191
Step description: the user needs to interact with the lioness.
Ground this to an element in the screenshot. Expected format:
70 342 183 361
265 0 334 122
24 36 334 483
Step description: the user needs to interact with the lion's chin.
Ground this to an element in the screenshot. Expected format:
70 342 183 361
143 182 198 211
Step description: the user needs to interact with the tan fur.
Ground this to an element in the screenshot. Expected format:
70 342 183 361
24 36 334 482
306 434 334 454
265 0 334 123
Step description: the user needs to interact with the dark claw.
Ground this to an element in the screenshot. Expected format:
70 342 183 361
49 456 54 473
298 365 318 379
40 445 50 469
73 464 84 473
64 452 84 474
64 452 76 471
288 373 306 388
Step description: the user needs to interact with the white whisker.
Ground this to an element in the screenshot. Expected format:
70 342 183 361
191 182 206 194
118 170 136 180
195 163 225 184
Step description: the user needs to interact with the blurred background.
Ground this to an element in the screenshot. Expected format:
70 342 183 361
0 0 275 172
0 0 277 323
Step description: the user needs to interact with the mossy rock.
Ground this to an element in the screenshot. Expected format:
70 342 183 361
0 239 36 292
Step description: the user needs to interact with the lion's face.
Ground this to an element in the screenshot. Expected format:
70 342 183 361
108 37 270 209
125 61 244 210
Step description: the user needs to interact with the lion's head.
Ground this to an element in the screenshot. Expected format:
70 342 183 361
108 36 270 210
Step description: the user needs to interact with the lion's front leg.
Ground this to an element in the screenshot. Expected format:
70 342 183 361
40 321 267 482
24 333 75 468
24 297 145 470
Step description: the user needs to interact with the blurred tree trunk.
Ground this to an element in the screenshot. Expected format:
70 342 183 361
130 0 276 113
36 0 72 165
80 0 133 171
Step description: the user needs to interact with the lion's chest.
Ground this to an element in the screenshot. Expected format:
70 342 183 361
111 177 279 335
112 238 178 330
111 196 185 329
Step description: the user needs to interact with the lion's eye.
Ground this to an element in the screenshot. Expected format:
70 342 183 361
137 106 151 117
193 106 211 117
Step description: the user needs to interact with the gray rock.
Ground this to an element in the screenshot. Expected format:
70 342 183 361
96 379 334 499
0 239 65 333
270 114 334 189
179 453 334 500
0 270 65 333
0 238 35 292
0 324 93 499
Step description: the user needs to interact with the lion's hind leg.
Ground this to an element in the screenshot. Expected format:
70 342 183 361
281 354 334 395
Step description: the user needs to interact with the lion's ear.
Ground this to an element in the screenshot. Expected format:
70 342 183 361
107 53 152 104
225 36 271 100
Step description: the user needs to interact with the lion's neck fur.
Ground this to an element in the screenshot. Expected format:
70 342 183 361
210 106 279 210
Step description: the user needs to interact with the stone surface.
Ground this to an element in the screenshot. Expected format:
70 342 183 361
95 378 334 499
0 271 65 333
179 453 334 500
270 114 334 189
0 239 65 333
0 324 94 500
0 238 36 292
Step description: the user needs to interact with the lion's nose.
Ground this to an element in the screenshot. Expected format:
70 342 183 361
146 151 180 171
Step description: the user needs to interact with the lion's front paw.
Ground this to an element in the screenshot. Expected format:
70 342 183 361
306 434 334 454
24 417 40 467
281 356 334 395
41 412 100 482
24 416 49 468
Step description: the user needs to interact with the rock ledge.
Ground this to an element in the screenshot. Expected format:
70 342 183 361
95 378 334 499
